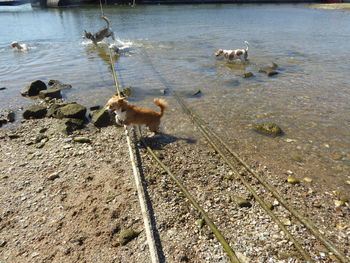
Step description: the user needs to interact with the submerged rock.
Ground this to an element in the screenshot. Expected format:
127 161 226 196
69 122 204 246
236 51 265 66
23 105 47 119
258 67 279 77
0 87 6 91
254 123 284 137
242 72 254 78
21 80 47 96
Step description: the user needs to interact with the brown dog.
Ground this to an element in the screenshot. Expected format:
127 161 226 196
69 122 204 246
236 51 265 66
106 95 168 133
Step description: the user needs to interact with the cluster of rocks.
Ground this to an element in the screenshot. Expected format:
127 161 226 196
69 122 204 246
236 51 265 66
243 61 279 79
19 80 115 134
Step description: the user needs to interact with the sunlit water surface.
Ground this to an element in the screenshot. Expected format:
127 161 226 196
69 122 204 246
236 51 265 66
0 4 349 191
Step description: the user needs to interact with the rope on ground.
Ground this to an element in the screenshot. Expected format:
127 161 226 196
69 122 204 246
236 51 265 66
97 1 160 262
172 92 313 263
135 128 242 263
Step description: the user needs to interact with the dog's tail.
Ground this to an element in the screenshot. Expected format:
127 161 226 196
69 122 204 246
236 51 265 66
102 15 110 28
244 41 249 52
154 98 168 117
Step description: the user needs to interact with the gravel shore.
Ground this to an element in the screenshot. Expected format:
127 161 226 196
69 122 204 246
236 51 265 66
0 109 349 262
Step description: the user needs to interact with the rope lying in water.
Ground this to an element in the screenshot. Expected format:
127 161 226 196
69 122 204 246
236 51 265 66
172 92 313 262
171 92 349 263
98 2 160 263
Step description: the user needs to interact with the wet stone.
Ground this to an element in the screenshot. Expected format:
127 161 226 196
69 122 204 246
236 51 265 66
21 80 47 96
56 103 87 120
39 88 62 99
23 105 47 119
254 122 284 137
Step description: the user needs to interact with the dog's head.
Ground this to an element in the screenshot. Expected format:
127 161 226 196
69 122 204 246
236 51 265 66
83 30 92 40
11 41 19 48
106 95 128 113
215 49 224 57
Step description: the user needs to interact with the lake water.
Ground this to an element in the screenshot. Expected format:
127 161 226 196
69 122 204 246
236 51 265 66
0 4 349 192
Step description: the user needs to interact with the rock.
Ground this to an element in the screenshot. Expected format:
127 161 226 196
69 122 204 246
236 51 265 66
258 67 279 77
268 62 278 69
254 123 284 137
0 87 6 91
56 103 86 120
46 103 67 118
39 88 62 99
59 118 85 135
50 83 72 91
0 240 7 247
178 90 201 97
334 200 345 207
8 133 20 139
119 229 140 246
89 105 100 111
287 177 300 185
73 137 91 144
47 172 59 181
291 155 303 162
91 108 114 127
303 177 313 183
21 80 47 96
242 72 254 78
6 111 15 122
48 79 60 86
23 105 47 119
233 196 252 208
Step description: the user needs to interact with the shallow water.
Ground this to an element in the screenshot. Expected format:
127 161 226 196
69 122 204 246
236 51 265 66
0 4 349 191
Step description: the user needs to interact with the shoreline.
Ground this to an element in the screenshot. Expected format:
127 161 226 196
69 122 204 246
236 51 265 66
1 106 349 262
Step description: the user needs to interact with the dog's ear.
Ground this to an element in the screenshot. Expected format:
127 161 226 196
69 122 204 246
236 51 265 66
215 49 223 56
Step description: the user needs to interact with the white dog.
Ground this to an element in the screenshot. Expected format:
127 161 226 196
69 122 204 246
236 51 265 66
215 41 249 62
11 41 29 51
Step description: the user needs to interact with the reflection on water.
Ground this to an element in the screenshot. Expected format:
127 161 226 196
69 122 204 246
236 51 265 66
0 4 350 191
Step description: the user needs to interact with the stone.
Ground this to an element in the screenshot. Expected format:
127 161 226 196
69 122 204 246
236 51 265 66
6 111 15 122
50 83 72 91
268 62 278 69
39 88 62 99
233 196 252 208
0 87 6 91
254 122 284 137
287 177 300 185
119 229 140 246
59 118 85 135
56 104 86 120
178 90 201 97
242 72 254 78
46 103 67 118
47 172 59 181
334 200 345 207
23 105 47 119
258 67 279 77
21 80 47 96
91 108 113 127
303 177 313 183
73 137 91 144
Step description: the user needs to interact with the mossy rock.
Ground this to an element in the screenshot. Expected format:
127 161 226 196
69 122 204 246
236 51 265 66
23 105 47 119
56 103 87 120
119 229 141 246
254 123 284 137
91 108 114 127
